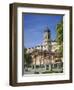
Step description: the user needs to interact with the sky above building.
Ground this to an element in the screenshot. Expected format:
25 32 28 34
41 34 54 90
23 13 63 48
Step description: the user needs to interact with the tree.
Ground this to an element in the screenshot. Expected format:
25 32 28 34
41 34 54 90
56 20 63 55
56 20 63 45
24 48 32 66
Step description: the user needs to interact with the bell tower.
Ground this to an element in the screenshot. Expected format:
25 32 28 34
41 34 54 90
43 27 51 51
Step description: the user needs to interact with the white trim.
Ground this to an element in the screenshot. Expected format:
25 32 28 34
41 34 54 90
17 7 70 82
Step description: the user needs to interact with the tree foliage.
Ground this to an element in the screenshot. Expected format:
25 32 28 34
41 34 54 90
24 48 32 66
56 20 63 55
56 20 63 45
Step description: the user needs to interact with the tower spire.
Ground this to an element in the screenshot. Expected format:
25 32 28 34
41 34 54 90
43 26 51 51
44 26 50 33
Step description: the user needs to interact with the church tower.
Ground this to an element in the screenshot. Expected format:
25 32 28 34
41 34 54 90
43 27 51 51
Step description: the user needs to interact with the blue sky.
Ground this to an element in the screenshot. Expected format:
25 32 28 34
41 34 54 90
23 13 63 48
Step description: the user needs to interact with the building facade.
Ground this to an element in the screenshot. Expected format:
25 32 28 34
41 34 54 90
25 27 63 73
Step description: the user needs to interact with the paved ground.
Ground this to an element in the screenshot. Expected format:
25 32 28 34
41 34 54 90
24 67 46 74
24 67 63 74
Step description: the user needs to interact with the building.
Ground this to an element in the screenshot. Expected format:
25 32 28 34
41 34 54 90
25 27 63 73
26 27 59 53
